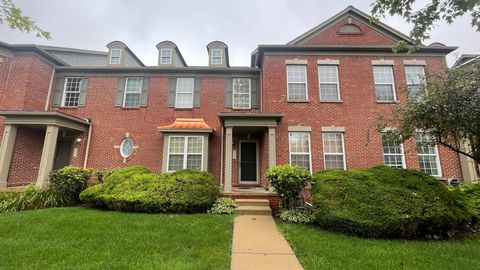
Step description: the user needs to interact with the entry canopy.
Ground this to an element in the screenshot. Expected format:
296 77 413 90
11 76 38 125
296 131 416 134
0 111 90 132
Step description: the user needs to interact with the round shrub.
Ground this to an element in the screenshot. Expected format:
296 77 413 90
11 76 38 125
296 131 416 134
266 165 311 209
80 167 219 213
311 165 471 239
48 166 92 205
208 198 237 214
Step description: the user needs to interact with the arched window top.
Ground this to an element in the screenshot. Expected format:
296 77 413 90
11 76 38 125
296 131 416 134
339 24 362 34
120 138 134 158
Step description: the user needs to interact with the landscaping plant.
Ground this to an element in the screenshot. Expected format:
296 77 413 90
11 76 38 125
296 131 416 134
449 183 480 223
266 165 311 210
49 166 92 205
311 165 471 239
279 209 313 224
0 166 92 213
80 166 220 213
208 197 237 214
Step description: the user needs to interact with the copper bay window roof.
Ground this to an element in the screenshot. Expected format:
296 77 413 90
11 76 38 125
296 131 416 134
158 118 214 133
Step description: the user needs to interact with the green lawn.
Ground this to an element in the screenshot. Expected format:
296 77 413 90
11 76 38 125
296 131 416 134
279 222 480 270
0 207 233 270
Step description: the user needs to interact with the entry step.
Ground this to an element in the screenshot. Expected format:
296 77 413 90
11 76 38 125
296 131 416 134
235 199 270 207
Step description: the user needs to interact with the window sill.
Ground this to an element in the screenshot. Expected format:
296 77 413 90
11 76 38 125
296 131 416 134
59 106 79 109
376 100 399 104
120 107 141 110
287 100 310 103
174 108 194 111
320 100 342 103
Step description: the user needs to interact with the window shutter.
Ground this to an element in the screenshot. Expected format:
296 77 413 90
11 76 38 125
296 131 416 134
115 77 126 106
193 77 201 108
140 77 150 107
78 78 89 107
168 77 177 107
225 78 233 108
52 77 65 107
251 79 258 108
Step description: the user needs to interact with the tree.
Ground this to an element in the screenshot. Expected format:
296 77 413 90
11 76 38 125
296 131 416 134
0 0 50 39
378 60 480 165
371 0 479 51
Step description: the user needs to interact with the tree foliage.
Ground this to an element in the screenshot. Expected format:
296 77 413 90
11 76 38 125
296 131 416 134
0 0 50 39
378 60 480 164
371 0 479 51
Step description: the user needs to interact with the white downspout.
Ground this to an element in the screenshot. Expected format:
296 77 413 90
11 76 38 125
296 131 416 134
83 119 92 169
44 68 55 111
220 126 224 188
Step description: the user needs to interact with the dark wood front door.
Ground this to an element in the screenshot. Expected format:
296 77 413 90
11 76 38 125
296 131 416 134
240 142 257 183
54 140 73 170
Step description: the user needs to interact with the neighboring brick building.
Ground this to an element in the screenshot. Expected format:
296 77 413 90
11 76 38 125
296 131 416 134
0 6 468 199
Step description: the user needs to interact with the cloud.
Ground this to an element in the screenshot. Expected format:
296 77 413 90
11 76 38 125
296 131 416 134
0 0 478 66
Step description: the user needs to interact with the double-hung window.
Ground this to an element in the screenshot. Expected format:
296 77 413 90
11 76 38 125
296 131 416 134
405 66 425 100
287 65 308 101
211 49 222 65
167 136 203 171
318 65 340 101
233 78 251 109
160 48 172 64
175 78 195 108
373 66 396 101
382 135 405 168
288 132 312 172
123 77 143 108
323 133 346 170
62 77 82 107
110 48 121 64
416 134 441 176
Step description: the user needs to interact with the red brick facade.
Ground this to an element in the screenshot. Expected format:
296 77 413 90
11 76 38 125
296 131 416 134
0 7 463 192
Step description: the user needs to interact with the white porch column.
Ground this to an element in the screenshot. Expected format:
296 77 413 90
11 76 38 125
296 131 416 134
36 125 59 189
224 126 233 193
0 125 18 189
268 127 277 191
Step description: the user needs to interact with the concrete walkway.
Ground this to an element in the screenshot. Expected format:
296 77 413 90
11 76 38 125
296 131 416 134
231 215 303 270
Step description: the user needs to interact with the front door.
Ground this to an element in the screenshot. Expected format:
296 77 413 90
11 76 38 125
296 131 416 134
53 140 73 170
240 141 257 183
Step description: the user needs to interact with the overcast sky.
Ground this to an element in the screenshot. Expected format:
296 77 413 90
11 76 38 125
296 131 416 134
1 0 478 67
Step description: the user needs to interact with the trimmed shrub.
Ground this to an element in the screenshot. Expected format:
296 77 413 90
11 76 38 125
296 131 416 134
208 198 237 214
280 209 313 224
312 165 471 239
80 167 220 213
449 184 480 223
49 166 92 205
266 165 311 209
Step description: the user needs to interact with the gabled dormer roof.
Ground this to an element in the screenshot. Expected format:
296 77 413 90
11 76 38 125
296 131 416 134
106 41 145 67
451 54 480 68
287 5 415 46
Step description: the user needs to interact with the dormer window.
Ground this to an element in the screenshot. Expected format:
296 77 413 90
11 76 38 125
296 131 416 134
211 49 222 65
110 48 122 64
160 48 172 64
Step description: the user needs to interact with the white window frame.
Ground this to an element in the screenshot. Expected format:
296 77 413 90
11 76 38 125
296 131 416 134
109 48 122 64
166 136 204 172
322 132 346 170
286 65 308 101
123 77 143 108
373 65 397 102
232 78 251 109
288 132 312 173
120 138 134 158
318 65 341 101
160 48 172 64
404 65 426 100
382 135 406 169
61 77 83 107
211 49 222 65
416 134 442 177
175 77 195 109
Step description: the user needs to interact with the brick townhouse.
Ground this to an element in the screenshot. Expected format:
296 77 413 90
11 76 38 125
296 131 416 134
0 6 475 200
